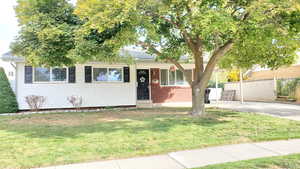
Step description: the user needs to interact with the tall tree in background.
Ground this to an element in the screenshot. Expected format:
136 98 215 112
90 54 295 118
11 0 80 66
12 0 300 115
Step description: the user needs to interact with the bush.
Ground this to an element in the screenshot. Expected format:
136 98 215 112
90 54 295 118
207 80 225 89
67 95 83 110
0 67 18 113
25 95 46 111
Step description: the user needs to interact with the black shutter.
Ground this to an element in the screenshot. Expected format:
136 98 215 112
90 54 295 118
85 66 92 83
68 66 76 83
24 66 33 84
123 67 130 83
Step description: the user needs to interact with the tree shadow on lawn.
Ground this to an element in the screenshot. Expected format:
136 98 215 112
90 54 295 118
0 108 237 139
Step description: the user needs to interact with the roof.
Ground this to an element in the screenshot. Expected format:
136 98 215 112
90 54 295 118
120 49 157 60
1 49 191 63
0 52 25 62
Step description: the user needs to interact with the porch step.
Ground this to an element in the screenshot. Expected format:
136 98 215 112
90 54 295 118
137 100 153 108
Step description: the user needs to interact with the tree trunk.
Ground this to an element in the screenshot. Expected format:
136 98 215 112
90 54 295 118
191 85 206 116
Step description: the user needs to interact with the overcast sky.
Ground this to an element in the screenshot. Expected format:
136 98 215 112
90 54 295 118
0 0 77 56
0 0 18 55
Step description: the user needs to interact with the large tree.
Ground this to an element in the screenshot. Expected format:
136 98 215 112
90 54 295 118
75 0 300 115
12 0 300 115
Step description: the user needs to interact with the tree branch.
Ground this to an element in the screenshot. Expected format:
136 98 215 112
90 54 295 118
199 40 234 88
145 10 198 54
138 41 192 86
138 41 162 56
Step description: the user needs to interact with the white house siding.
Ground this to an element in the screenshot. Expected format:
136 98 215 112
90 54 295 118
0 60 16 92
16 63 137 110
224 80 277 101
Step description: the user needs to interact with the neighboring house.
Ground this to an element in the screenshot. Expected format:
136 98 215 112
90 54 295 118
248 54 300 81
0 53 17 92
1 50 198 110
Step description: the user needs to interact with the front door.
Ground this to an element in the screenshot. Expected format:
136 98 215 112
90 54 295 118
137 69 150 100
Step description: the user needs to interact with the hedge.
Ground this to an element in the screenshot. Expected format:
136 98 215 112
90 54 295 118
0 67 18 113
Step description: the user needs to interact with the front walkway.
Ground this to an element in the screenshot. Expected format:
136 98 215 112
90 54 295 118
37 139 300 169
210 101 300 121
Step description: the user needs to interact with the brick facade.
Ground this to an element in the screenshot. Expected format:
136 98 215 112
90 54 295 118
150 68 192 103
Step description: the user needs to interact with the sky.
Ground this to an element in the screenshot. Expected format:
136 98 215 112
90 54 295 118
0 0 18 55
0 0 77 56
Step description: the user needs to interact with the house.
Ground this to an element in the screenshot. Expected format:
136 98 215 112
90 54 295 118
247 54 300 81
0 53 17 92
1 50 197 110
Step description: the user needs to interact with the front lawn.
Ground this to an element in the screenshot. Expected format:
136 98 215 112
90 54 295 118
1 108 300 169
196 154 300 169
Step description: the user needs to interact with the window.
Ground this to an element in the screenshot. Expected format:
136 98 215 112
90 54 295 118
52 68 67 81
34 68 50 82
176 70 184 85
108 68 122 82
160 69 168 85
93 67 123 82
93 68 107 82
160 69 192 86
34 67 67 82
8 71 14 76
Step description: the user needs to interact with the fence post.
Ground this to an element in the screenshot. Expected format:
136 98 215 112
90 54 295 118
240 69 244 104
215 71 219 104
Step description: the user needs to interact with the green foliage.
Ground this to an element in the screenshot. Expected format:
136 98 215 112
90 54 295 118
277 78 300 99
207 80 225 89
11 0 81 67
220 1 300 69
11 0 137 66
12 0 300 69
0 68 18 113
197 154 300 169
74 0 300 69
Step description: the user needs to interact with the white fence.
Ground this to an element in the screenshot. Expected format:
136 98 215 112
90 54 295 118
208 88 223 101
224 79 277 101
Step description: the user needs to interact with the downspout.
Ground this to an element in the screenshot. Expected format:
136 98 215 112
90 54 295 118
10 62 16 69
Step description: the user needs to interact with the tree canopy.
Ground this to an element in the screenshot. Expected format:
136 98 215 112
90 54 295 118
12 0 80 66
12 0 300 69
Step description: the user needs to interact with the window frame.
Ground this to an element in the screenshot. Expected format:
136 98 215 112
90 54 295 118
159 69 192 87
92 67 124 83
33 67 68 83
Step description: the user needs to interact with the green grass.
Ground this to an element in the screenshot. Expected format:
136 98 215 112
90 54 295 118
196 154 300 169
1 107 300 169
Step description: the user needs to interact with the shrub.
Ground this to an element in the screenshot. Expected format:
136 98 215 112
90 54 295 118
67 95 83 110
207 80 225 89
25 95 46 111
0 67 18 113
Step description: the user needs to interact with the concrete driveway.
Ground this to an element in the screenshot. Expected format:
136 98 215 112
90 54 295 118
210 101 300 121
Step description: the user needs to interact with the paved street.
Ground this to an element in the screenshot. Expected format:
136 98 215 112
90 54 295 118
210 101 300 121
37 139 300 169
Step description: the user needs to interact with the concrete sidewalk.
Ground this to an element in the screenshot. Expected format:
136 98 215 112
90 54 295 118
37 139 300 169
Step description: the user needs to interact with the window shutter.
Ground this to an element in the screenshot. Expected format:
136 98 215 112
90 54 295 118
85 66 92 83
123 67 130 83
68 66 76 83
24 66 33 84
